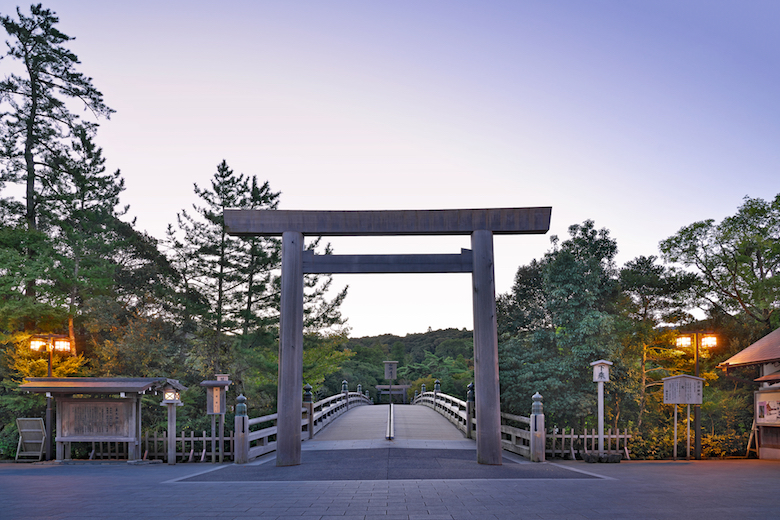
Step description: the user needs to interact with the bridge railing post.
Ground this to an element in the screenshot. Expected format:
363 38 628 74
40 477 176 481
466 382 474 440
530 392 545 462
234 395 248 464
303 384 314 440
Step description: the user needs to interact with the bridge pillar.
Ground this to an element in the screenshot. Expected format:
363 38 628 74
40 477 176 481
277 231 304 466
471 230 502 465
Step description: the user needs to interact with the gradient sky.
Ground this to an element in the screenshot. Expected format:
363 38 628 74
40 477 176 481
4 1 779 337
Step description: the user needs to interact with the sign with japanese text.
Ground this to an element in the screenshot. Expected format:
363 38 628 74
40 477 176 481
663 375 704 405
384 361 398 380
206 386 227 415
59 399 133 440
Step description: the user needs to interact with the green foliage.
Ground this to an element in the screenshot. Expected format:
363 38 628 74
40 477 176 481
498 209 767 458
660 194 780 329
398 350 473 398
499 221 623 425
0 6 355 459
0 4 113 232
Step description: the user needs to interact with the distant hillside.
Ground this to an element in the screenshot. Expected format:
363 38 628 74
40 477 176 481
320 328 475 400
346 328 473 364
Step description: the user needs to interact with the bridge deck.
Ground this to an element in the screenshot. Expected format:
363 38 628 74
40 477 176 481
310 404 467 448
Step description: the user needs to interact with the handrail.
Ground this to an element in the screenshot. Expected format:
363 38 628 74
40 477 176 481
235 390 371 463
413 390 533 458
386 402 394 440
413 391 472 436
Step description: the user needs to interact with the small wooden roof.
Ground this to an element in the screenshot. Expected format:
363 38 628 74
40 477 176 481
718 327 780 369
754 372 780 383
19 377 187 395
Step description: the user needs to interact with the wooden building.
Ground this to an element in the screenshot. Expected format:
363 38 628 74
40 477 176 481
718 328 780 459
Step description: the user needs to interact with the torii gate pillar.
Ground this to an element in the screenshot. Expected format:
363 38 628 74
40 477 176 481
225 207 552 466
277 231 304 466
471 230 502 464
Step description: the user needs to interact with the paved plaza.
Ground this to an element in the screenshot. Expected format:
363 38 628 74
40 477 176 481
1 405 778 519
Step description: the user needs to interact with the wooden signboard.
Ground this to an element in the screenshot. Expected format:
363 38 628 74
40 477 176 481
384 361 398 380
663 375 704 405
57 398 135 441
206 386 227 415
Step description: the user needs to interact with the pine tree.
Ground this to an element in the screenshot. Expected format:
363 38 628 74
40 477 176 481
0 4 113 313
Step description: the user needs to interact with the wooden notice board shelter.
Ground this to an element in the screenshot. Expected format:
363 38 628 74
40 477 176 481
19 377 186 461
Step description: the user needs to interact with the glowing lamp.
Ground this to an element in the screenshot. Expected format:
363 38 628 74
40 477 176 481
701 335 717 348
675 336 692 348
54 339 71 352
30 339 46 351
161 385 181 405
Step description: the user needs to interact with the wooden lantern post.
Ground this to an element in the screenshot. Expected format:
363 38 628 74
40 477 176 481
160 384 182 465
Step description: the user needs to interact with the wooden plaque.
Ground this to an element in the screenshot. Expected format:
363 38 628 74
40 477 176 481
58 398 134 441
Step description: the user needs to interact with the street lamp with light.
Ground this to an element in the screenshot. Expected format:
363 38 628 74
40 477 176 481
675 331 717 460
29 334 72 460
30 334 72 377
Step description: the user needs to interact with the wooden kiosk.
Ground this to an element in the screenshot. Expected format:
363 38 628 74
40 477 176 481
19 377 186 461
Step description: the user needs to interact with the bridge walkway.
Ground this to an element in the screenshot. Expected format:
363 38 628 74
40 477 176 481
306 404 473 450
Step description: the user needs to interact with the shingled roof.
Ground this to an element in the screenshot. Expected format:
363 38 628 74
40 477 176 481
19 377 187 395
718 327 780 369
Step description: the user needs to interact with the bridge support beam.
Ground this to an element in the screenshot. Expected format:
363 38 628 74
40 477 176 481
277 231 304 466
471 230 502 465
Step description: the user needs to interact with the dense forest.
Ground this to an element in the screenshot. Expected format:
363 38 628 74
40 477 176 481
1 5 778 459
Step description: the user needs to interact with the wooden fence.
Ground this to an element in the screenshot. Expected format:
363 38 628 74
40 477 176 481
140 430 235 462
547 427 632 459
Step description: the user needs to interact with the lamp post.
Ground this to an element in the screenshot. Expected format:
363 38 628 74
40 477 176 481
29 334 72 461
590 360 612 456
676 332 717 460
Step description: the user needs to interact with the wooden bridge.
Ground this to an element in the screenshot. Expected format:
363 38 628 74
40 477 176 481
233 389 630 465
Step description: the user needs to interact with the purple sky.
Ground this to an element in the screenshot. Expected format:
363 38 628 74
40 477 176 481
4 1 779 336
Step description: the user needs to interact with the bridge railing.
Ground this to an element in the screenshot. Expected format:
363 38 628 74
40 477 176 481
413 390 535 458
414 391 473 437
234 390 371 463
414 387 631 461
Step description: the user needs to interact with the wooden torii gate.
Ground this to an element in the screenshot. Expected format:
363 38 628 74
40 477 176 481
224 207 552 466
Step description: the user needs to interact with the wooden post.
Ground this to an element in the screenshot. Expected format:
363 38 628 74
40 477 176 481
686 404 691 460
211 415 216 463
218 414 225 463
530 392 545 462
471 230 502 465
597 379 605 454
466 382 474 439
673 405 678 460
234 395 248 464
167 404 176 465
277 231 304 466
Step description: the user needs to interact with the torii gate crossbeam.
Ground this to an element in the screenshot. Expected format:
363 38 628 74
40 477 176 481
224 208 552 466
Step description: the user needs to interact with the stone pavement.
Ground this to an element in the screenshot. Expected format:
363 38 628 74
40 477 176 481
1 405 779 519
